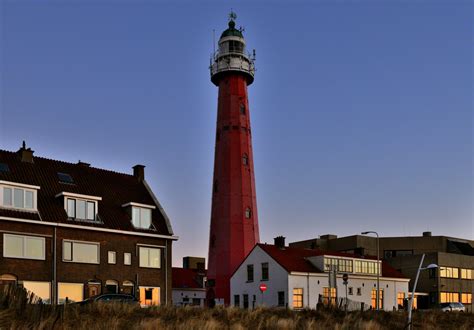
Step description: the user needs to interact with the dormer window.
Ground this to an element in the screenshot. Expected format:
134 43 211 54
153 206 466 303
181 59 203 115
122 202 156 230
56 192 101 222
0 181 39 211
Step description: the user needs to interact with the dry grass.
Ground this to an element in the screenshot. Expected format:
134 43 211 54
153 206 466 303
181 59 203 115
0 304 473 330
0 288 473 329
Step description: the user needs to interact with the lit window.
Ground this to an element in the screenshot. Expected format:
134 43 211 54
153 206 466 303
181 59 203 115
139 286 160 307
461 268 472 279
440 267 459 279
3 234 45 260
124 253 132 265
397 292 405 308
58 283 83 304
440 292 460 303
371 289 384 309
1 186 36 210
323 287 337 306
245 208 251 219
108 251 116 264
461 293 472 304
62 240 99 264
132 207 152 229
139 246 161 268
23 281 51 304
292 288 303 309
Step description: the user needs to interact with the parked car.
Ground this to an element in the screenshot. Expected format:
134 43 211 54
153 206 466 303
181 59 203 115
79 293 139 306
439 302 465 312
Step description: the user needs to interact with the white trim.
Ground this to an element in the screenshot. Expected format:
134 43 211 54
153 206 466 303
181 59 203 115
142 180 174 235
136 243 167 248
121 202 156 209
55 192 102 201
0 216 179 240
289 271 410 282
0 229 52 238
0 180 40 190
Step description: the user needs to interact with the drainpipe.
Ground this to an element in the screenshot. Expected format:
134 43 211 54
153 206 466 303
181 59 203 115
307 273 310 308
53 227 57 304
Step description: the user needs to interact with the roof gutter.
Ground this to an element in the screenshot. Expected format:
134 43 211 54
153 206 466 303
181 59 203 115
0 216 179 240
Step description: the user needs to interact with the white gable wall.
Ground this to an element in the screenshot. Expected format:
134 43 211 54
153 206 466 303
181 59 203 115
230 245 288 307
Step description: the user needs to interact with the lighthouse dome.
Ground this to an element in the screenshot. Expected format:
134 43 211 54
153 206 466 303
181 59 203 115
220 20 244 39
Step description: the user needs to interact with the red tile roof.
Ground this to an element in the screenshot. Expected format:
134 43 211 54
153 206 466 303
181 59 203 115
255 244 406 278
0 148 173 236
172 268 206 289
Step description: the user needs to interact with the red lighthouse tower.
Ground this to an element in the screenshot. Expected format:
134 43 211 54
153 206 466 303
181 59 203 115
207 12 260 305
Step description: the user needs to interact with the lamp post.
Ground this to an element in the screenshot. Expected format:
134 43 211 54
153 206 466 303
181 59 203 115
361 231 380 311
407 254 438 330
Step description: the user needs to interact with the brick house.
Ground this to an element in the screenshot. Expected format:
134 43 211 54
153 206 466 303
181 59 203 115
0 143 178 305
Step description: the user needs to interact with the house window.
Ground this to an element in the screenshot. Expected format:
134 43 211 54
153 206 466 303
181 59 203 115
108 251 116 264
62 240 99 264
371 289 384 309
460 268 472 279
357 287 362 296
323 287 337 306
261 262 269 280
1 186 36 210
278 291 285 307
23 281 51 304
397 292 405 309
461 293 472 304
124 253 132 265
58 283 84 304
242 154 249 166
234 295 240 307
139 246 161 268
348 287 353 295
439 266 459 279
292 288 303 309
247 264 254 282
3 234 45 260
245 208 252 219
132 207 152 229
105 280 118 293
243 294 249 309
440 292 460 303
66 198 96 221
139 286 160 306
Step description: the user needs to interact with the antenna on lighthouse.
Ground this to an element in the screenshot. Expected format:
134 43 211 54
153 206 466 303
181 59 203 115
213 29 216 55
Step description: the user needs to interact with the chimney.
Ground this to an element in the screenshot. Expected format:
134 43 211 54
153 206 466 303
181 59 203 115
274 236 286 249
17 141 34 163
133 164 145 181
422 231 432 237
77 161 90 167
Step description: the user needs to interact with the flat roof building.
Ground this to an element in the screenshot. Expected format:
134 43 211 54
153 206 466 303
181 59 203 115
290 232 474 311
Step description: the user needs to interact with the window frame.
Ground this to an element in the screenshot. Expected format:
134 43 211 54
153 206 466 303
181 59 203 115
124 252 132 266
247 264 254 282
62 239 100 264
108 251 116 264
138 246 161 269
3 233 46 260
0 183 38 211
292 288 304 309
131 206 153 229
261 262 269 281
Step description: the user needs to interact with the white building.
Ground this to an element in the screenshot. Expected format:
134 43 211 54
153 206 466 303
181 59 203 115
230 238 409 311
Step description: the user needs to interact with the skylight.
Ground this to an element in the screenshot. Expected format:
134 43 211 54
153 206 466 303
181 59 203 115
57 172 74 184
0 163 9 173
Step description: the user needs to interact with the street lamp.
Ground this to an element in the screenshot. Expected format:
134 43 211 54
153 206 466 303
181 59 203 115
407 254 438 330
361 231 380 311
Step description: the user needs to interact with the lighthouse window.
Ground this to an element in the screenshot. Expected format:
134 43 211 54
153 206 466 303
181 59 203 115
228 40 244 53
245 208 252 219
240 104 246 115
242 154 249 166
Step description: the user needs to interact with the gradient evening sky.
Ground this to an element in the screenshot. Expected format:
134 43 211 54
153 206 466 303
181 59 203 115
0 1 472 266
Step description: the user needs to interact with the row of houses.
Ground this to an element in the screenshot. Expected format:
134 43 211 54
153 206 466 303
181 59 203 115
1 144 473 311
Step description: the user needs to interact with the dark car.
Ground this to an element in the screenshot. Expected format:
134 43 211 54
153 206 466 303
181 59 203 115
79 293 140 306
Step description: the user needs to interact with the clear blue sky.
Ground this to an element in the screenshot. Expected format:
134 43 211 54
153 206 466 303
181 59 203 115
1 1 472 266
